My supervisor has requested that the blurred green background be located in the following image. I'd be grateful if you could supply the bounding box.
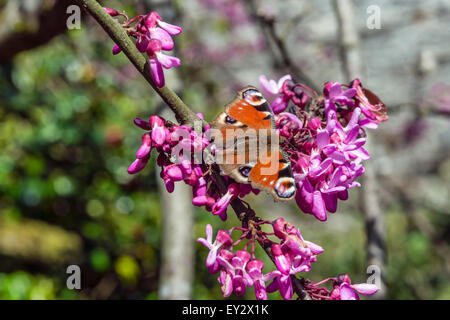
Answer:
[0,0,449,299]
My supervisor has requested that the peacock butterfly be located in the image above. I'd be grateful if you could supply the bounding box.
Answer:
[211,86,296,201]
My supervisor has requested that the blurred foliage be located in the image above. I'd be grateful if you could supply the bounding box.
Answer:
[0,0,448,300]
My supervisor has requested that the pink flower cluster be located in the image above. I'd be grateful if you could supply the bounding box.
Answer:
[105,8,182,88]
[260,75,388,221]
[304,273,379,300]
[197,218,324,300]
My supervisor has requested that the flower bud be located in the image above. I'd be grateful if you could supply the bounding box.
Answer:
[103,7,120,16]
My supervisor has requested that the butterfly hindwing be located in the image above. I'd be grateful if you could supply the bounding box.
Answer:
[248,149,296,200]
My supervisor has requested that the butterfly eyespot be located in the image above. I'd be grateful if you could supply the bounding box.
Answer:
[225,115,237,124]
[239,166,252,177]
[275,178,296,199]
[242,88,260,99]
[242,89,266,106]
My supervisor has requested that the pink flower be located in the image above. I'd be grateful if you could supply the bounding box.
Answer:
[266,273,293,300]
[127,76,388,300]
[149,115,167,147]
[317,110,370,165]
[127,154,150,174]
[112,44,121,55]
[323,82,356,108]
[246,260,280,300]
[143,12,182,36]
[110,10,182,88]
[197,224,233,273]
[136,133,152,159]
[330,274,379,300]
[218,267,234,297]
[211,183,239,221]
[259,74,292,114]
[192,195,215,208]
[272,218,323,273]
[271,244,291,275]
[146,39,181,88]
[133,118,151,130]
[259,74,292,96]
[103,7,120,17]
[351,78,388,123]
[230,250,253,296]
[164,164,185,181]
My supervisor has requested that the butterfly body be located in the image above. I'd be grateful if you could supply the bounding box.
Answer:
[211,86,296,202]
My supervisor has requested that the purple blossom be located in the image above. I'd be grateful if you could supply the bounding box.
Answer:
[351,78,388,123]
[323,81,356,111]
[317,110,370,165]
[197,224,233,273]
[303,273,379,300]
[127,154,150,174]
[246,260,280,300]
[259,74,292,96]
[211,183,239,221]
[103,7,121,17]
[272,218,323,274]
[259,74,292,114]
[330,274,379,300]
[146,39,181,88]
[109,10,182,88]
[227,250,253,296]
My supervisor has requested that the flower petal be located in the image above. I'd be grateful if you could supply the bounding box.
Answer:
[149,58,165,88]
[136,36,149,52]
[149,27,174,50]
[206,224,213,243]
[316,130,330,148]
[271,96,289,114]
[322,193,338,212]
[259,75,279,95]
[112,44,121,55]
[351,283,379,295]
[304,240,324,254]
[156,52,181,69]
[340,283,359,300]
[312,191,327,221]
[277,74,292,88]
[157,20,182,35]
[278,275,293,300]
